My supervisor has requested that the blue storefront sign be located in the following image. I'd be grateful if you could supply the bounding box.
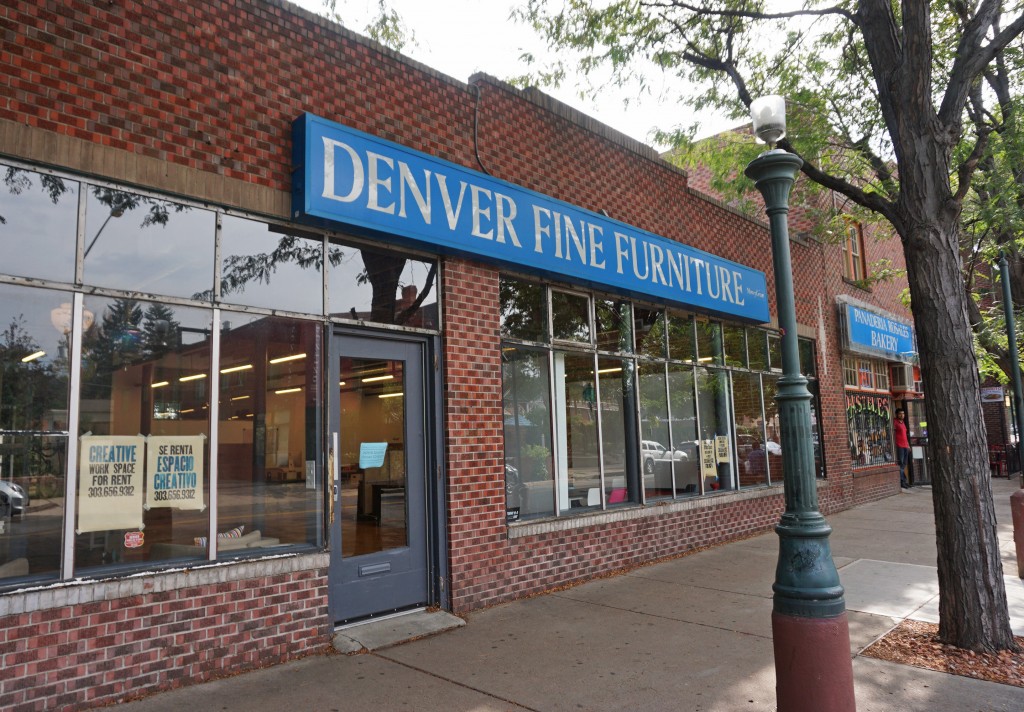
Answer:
[292,113,769,323]
[842,301,916,362]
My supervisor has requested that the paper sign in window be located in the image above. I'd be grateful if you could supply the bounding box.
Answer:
[146,435,206,510]
[715,436,730,463]
[78,435,145,533]
[359,442,388,469]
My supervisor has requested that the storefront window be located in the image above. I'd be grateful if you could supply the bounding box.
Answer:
[75,297,213,571]
[217,314,322,554]
[799,338,817,377]
[733,372,766,487]
[696,320,723,366]
[552,291,591,343]
[555,352,599,512]
[595,300,631,353]
[634,307,665,358]
[723,324,746,368]
[498,278,826,518]
[83,188,216,300]
[666,363,700,495]
[218,217,324,314]
[597,356,636,506]
[500,277,547,343]
[0,285,72,584]
[762,375,785,483]
[328,239,438,328]
[0,164,78,283]
[667,311,695,362]
[638,362,671,499]
[748,329,768,371]
[846,392,893,468]
[696,368,733,491]
[502,348,554,521]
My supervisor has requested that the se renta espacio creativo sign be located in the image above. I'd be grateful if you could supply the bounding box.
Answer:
[292,113,770,323]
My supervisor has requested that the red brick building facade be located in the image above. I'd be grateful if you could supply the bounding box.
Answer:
[0,1,915,709]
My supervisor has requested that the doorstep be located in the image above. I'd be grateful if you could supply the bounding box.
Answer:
[332,609,465,654]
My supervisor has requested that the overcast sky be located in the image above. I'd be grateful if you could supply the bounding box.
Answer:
[290,0,732,149]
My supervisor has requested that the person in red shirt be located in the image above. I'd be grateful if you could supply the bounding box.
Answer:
[893,409,911,488]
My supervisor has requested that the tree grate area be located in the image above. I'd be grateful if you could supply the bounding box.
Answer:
[863,620,1024,688]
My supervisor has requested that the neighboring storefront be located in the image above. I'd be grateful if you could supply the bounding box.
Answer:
[836,296,923,478]
[0,2,912,709]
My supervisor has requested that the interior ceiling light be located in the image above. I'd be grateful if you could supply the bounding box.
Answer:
[220,364,253,374]
[362,374,394,383]
[378,392,403,399]
[151,381,170,389]
[231,395,250,401]
[274,387,302,395]
[269,353,306,364]
[20,350,45,363]
[179,373,207,382]
[596,367,622,374]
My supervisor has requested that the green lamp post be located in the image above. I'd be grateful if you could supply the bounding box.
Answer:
[744,95,856,711]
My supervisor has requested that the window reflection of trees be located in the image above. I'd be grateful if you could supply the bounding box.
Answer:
[1,167,71,225]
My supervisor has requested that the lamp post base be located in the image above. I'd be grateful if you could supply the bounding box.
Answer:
[773,610,856,712]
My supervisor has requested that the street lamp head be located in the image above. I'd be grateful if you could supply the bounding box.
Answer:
[750,95,786,146]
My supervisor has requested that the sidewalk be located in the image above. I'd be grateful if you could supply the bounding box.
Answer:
[112,478,1024,712]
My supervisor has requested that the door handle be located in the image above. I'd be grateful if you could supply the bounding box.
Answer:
[328,431,339,522]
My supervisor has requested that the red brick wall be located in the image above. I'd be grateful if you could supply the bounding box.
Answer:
[0,559,330,711]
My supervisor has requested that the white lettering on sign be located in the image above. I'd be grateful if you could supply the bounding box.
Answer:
[319,133,756,311]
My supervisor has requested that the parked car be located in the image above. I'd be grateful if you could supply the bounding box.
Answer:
[641,440,688,474]
[0,480,29,515]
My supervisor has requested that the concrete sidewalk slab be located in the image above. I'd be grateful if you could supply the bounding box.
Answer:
[106,653,524,712]
[911,573,1024,636]
[380,593,779,712]
[839,559,940,619]
[853,656,1024,712]
[556,573,776,638]
[628,542,779,598]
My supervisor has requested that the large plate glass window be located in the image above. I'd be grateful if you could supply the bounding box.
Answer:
[0,284,73,585]
[217,314,322,554]
[696,320,723,366]
[696,368,733,491]
[638,362,671,499]
[75,297,213,572]
[597,356,636,505]
[502,347,555,521]
[555,352,599,511]
[328,238,438,328]
[634,307,666,358]
[217,217,325,314]
[501,277,548,343]
[733,372,767,486]
[0,164,78,283]
[83,188,215,300]
[552,290,591,343]
[666,363,700,495]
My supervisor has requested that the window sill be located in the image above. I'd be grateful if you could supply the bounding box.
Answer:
[842,277,872,292]
[507,484,786,539]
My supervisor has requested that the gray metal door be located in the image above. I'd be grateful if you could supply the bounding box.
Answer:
[328,334,428,623]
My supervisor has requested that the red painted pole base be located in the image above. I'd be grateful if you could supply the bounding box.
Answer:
[773,610,856,712]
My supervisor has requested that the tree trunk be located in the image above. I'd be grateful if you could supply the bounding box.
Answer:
[902,215,1016,651]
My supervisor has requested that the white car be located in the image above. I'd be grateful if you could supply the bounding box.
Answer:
[0,480,29,516]
[641,440,688,474]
